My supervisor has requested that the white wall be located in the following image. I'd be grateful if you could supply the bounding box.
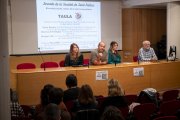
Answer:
[0,0,11,119]
[167,2,180,59]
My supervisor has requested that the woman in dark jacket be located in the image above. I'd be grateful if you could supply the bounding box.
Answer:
[64,43,83,66]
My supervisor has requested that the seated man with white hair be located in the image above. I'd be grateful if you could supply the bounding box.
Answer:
[138,40,158,61]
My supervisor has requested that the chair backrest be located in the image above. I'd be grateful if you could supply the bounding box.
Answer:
[96,96,106,109]
[153,116,178,120]
[40,62,59,68]
[64,100,74,112]
[21,105,31,117]
[162,89,179,102]
[17,63,36,69]
[159,100,180,116]
[75,109,99,120]
[133,56,138,62]
[133,103,157,120]
[125,94,138,105]
[119,106,129,119]
[11,116,31,120]
[83,59,89,65]
[59,60,65,67]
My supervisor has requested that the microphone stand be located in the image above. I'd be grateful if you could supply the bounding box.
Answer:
[88,59,90,68]
[137,56,140,65]
[38,48,46,71]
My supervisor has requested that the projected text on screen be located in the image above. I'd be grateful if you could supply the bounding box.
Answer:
[36,0,101,52]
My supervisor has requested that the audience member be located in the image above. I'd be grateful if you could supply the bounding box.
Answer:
[64,43,84,66]
[100,79,128,114]
[48,87,67,111]
[37,103,61,120]
[35,84,54,118]
[71,84,98,118]
[108,41,121,64]
[10,88,25,117]
[101,106,125,120]
[138,40,158,61]
[90,41,108,65]
[63,74,80,103]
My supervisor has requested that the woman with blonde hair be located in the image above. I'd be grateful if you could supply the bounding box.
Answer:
[100,79,128,114]
[108,78,124,96]
[64,43,84,66]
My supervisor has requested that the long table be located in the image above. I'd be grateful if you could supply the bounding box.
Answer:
[11,60,180,105]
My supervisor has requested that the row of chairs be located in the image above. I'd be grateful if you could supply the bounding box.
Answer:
[16,59,90,69]
[13,100,179,120]
[124,89,179,105]
[64,99,180,120]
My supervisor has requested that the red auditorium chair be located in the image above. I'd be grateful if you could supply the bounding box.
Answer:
[159,100,180,116]
[17,63,36,69]
[125,94,138,105]
[162,89,179,102]
[11,116,31,120]
[40,62,59,68]
[83,59,89,65]
[133,103,157,120]
[64,100,74,112]
[59,60,65,67]
[21,105,31,117]
[133,56,138,62]
[153,116,178,120]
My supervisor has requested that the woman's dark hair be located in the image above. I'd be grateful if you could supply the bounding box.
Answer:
[66,74,77,88]
[101,106,125,120]
[110,41,118,50]
[78,84,95,104]
[49,87,64,105]
[40,84,54,106]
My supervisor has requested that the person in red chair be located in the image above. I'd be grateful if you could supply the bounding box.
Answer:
[90,41,108,65]
[64,43,83,66]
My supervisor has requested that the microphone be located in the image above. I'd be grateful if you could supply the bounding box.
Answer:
[114,60,116,66]
[38,48,46,71]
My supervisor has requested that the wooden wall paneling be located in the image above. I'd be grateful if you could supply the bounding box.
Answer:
[122,8,166,62]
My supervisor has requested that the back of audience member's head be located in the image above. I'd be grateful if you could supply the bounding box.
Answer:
[78,84,95,105]
[44,103,61,120]
[65,74,77,88]
[108,79,124,96]
[41,84,54,106]
[49,87,64,105]
[101,106,125,120]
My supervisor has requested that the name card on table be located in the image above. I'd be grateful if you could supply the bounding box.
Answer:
[96,70,108,80]
[133,67,144,77]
